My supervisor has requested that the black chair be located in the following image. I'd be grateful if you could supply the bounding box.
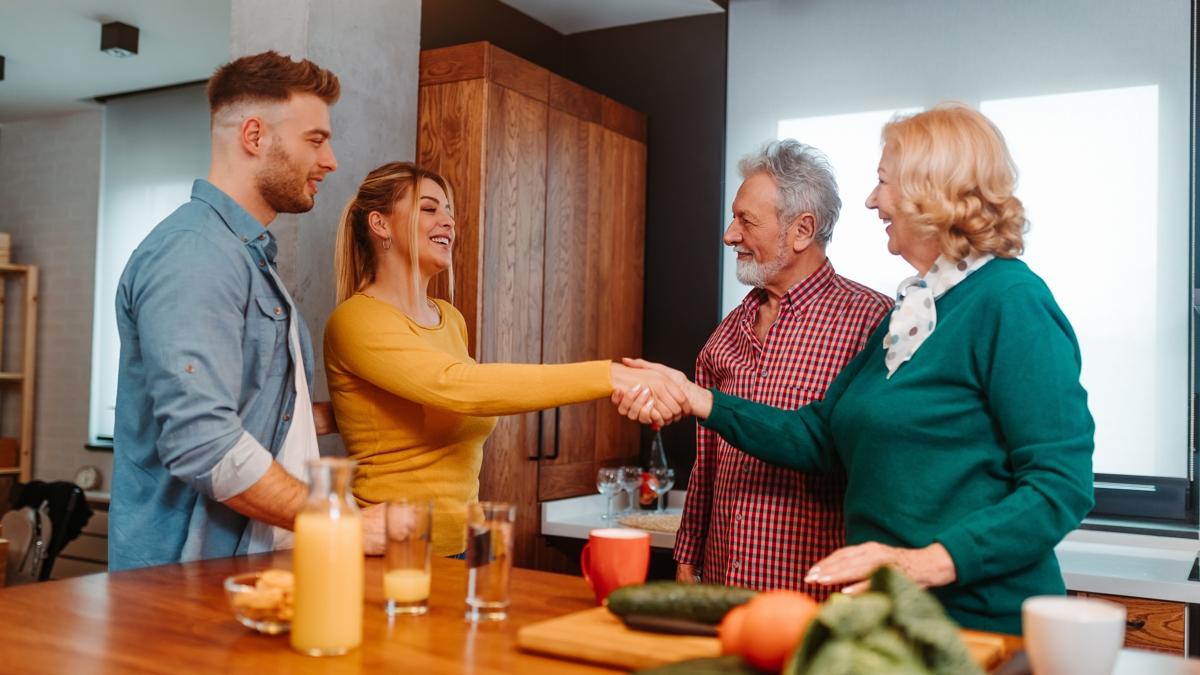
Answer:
[8,480,93,581]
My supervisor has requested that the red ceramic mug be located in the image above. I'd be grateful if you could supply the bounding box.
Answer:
[580,528,650,605]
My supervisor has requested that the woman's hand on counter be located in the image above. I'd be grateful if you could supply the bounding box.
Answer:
[805,542,957,594]
[611,358,713,424]
[361,503,386,555]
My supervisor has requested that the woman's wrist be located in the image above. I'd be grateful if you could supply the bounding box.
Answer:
[693,387,714,420]
[911,543,957,587]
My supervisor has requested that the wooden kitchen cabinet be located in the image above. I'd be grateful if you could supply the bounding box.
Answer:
[1075,591,1185,655]
[416,42,646,570]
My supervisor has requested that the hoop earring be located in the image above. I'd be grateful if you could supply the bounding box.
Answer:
[382,237,392,251]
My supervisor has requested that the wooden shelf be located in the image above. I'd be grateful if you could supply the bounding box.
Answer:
[0,263,38,482]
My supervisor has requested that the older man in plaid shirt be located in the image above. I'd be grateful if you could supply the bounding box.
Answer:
[674,140,890,598]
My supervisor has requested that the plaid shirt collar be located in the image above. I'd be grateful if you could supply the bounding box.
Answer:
[738,258,837,329]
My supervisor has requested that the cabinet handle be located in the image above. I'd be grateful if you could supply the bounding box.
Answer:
[545,408,561,460]
[529,410,543,461]
[1127,618,1147,630]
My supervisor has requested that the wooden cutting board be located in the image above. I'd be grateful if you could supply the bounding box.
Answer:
[517,607,719,670]
[517,607,1012,671]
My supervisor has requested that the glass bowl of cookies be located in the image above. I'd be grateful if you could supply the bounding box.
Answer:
[224,569,294,634]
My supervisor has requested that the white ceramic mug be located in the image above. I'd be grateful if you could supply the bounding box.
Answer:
[1022,596,1126,675]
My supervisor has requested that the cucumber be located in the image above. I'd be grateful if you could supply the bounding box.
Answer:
[635,656,760,675]
[606,582,758,625]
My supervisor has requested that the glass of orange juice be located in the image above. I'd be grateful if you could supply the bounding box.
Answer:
[384,500,433,616]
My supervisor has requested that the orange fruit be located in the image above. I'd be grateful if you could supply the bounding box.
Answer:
[736,591,819,673]
[718,604,749,655]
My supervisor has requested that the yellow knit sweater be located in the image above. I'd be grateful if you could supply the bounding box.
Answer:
[324,294,613,555]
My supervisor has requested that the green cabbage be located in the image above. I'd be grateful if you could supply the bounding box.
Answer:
[785,567,983,675]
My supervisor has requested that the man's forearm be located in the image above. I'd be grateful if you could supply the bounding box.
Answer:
[222,461,309,529]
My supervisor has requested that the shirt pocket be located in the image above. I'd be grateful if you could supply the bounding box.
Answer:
[251,294,291,377]
[781,383,826,409]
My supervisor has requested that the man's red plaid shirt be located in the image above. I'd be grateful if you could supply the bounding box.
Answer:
[674,260,890,598]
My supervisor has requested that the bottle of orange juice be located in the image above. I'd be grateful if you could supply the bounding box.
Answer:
[291,458,363,656]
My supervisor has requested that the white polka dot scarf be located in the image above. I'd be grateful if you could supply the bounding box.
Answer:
[883,251,994,379]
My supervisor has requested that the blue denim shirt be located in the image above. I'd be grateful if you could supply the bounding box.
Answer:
[109,180,314,571]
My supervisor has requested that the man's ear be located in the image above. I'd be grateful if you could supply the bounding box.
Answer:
[791,212,818,253]
[240,116,265,157]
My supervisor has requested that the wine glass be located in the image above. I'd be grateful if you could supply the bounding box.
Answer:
[596,468,621,520]
[618,466,642,515]
[650,467,675,513]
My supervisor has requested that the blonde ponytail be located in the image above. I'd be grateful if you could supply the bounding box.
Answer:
[334,197,370,303]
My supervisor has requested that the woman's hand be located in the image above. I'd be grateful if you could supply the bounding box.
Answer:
[805,542,957,594]
[612,358,713,424]
[610,363,690,426]
[313,401,338,436]
[360,503,386,555]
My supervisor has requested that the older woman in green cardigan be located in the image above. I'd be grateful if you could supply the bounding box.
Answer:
[619,103,1094,635]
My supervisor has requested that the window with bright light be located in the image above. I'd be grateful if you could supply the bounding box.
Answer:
[89,84,210,444]
[725,0,1194,522]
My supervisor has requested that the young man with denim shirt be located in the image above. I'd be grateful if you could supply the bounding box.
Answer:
[110,52,384,571]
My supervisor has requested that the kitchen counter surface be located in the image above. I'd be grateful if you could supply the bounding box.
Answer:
[541,491,686,550]
[543,493,1200,602]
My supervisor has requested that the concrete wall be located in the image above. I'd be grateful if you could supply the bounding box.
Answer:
[232,0,422,454]
[0,109,108,484]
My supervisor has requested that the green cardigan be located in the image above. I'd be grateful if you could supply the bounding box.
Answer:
[701,258,1095,635]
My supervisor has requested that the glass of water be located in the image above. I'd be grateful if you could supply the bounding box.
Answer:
[618,466,642,515]
[596,467,621,520]
[465,501,516,621]
[650,467,675,513]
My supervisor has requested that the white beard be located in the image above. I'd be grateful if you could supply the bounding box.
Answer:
[735,252,788,288]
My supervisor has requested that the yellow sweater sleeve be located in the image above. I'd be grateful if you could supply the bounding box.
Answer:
[325,298,613,416]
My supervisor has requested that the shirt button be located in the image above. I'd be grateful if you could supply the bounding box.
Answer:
[759,368,768,377]
[731,559,741,570]
[734,512,744,522]
[258,259,266,267]
[742,464,751,474]
[283,413,292,421]
[258,234,266,241]
[240,236,248,243]
[274,307,282,316]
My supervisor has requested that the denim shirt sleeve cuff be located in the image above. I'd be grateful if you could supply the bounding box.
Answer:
[204,431,273,501]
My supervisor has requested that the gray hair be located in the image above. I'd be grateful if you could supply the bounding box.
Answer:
[738,139,841,246]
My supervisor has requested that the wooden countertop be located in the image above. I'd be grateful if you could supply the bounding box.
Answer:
[0,551,616,674]
[4,551,1197,674]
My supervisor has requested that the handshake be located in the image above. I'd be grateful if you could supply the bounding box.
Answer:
[608,358,714,427]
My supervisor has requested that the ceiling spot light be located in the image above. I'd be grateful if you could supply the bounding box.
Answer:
[101,22,139,58]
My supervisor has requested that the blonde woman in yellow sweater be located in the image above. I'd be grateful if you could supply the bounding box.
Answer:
[325,162,684,556]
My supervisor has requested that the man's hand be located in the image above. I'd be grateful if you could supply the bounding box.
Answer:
[676,563,701,584]
[361,502,386,555]
[804,542,957,594]
[313,401,338,436]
